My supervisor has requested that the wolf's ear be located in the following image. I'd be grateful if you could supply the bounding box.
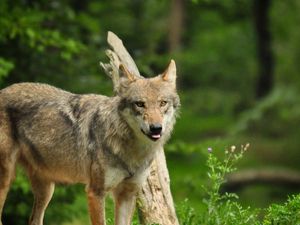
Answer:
[161,60,176,88]
[119,64,136,82]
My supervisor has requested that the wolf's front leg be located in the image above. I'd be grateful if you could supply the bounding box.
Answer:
[87,188,106,225]
[113,182,138,225]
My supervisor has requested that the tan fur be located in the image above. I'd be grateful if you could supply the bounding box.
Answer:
[0,61,179,225]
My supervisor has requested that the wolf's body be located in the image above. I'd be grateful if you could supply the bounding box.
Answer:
[0,61,179,225]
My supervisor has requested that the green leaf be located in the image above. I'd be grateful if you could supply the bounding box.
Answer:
[0,57,14,80]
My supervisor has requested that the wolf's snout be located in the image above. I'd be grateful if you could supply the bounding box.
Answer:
[148,123,162,141]
[149,123,162,134]
[140,123,162,141]
[148,124,162,141]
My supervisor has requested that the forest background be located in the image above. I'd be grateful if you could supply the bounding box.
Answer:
[1,0,300,224]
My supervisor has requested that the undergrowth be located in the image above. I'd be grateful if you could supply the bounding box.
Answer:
[177,144,300,225]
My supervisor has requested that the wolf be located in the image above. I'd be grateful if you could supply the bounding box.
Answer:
[0,60,180,225]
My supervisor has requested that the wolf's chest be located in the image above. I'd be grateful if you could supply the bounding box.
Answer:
[104,166,129,190]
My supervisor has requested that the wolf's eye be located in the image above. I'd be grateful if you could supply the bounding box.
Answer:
[160,101,168,107]
[135,101,145,108]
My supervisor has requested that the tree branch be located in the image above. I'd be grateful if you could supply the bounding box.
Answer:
[223,169,300,192]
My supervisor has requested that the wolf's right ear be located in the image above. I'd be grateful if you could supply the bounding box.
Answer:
[161,59,177,89]
[119,64,136,82]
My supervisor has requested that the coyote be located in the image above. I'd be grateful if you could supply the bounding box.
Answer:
[0,60,180,225]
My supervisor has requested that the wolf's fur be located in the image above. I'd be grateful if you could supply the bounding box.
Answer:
[0,60,179,225]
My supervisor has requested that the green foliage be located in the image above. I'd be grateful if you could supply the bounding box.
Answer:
[0,58,14,83]
[0,0,84,73]
[177,144,258,225]
[179,0,255,103]
[271,0,300,88]
[232,86,300,137]
[177,144,300,225]
[198,144,259,225]
[263,194,300,225]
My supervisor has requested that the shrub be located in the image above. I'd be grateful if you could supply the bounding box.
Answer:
[178,143,300,225]
[263,194,300,225]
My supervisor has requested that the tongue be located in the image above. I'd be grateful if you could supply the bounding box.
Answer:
[151,134,161,139]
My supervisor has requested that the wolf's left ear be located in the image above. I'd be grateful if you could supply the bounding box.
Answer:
[119,64,136,82]
[161,59,176,89]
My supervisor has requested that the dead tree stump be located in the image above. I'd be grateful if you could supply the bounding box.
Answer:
[101,32,179,225]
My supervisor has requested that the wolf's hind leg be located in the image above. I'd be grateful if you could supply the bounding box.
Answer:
[0,153,17,225]
[28,174,54,225]
[0,136,18,225]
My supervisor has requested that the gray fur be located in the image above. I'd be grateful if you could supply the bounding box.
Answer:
[0,61,179,225]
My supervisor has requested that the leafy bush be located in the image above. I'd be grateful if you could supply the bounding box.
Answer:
[264,195,300,225]
[177,143,300,225]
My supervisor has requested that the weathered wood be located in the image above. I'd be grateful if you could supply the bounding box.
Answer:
[137,148,179,225]
[100,31,179,225]
[100,49,121,93]
[223,169,300,192]
[105,31,141,77]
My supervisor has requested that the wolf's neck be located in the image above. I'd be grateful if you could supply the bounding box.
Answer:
[101,97,131,143]
[97,97,160,171]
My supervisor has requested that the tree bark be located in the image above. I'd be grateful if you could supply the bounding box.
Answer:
[168,0,185,52]
[253,0,274,98]
[137,148,179,225]
[222,169,300,192]
[100,32,179,225]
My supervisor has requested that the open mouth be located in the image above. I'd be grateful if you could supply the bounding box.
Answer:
[141,129,161,141]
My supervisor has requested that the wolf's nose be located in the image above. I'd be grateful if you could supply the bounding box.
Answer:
[149,124,162,134]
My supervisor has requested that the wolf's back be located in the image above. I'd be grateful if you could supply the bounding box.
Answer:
[0,83,97,182]
[0,82,72,105]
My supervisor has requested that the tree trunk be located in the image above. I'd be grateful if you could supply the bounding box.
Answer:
[253,0,274,98]
[222,169,300,192]
[100,32,179,225]
[168,0,185,52]
[137,148,179,225]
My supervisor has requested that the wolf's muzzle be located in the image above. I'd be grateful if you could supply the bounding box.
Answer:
[148,123,162,141]
[141,123,162,141]
[150,123,162,134]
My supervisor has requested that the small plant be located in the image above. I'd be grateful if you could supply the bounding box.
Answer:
[178,143,259,225]
[177,143,300,225]
[177,198,197,225]
[198,143,259,225]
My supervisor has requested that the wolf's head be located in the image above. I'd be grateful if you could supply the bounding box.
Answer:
[117,60,180,143]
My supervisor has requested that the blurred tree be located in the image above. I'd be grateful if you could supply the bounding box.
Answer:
[253,0,274,98]
[168,0,185,52]
[179,0,256,113]
[271,0,300,88]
